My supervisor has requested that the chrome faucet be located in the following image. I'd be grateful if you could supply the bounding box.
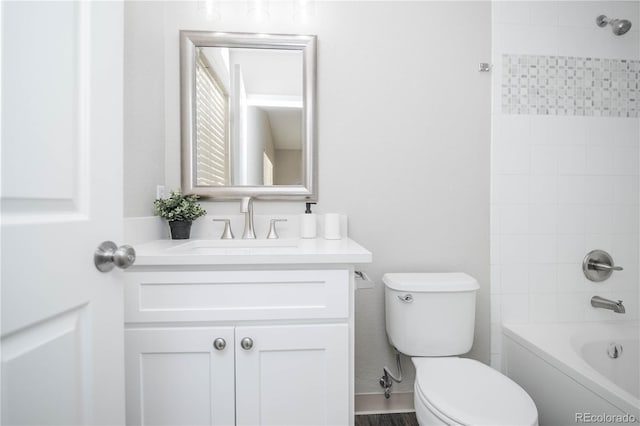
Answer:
[240,197,256,239]
[591,296,625,314]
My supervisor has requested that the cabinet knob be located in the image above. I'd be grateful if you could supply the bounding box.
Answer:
[213,338,226,351]
[240,337,254,350]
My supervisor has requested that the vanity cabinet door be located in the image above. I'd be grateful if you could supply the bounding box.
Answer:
[125,327,235,426]
[235,324,349,426]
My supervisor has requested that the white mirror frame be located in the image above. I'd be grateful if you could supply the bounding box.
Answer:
[180,30,317,200]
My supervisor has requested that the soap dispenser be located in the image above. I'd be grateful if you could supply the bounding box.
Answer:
[300,202,317,239]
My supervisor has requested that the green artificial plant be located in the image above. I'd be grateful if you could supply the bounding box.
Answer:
[153,191,207,222]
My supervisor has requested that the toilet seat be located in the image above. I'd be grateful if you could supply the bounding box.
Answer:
[412,357,538,426]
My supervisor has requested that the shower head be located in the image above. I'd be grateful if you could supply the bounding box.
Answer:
[596,14,632,35]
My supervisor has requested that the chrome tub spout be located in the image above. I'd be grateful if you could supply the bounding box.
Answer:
[591,296,625,314]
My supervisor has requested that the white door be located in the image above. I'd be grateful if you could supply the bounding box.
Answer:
[125,327,236,426]
[235,324,350,426]
[1,1,125,424]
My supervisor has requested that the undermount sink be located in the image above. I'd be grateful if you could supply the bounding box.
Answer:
[169,239,300,253]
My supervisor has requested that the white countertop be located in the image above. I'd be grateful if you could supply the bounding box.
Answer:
[131,237,372,266]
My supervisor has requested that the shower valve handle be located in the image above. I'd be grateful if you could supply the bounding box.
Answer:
[588,261,623,272]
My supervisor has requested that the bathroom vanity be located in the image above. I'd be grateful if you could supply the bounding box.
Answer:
[123,238,371,425]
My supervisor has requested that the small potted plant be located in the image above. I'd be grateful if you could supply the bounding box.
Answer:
[153,191,207,239]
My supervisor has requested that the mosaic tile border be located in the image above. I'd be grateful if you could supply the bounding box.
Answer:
[502,54,639,118]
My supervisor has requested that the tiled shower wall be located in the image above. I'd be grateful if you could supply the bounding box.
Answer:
[491,1,640,369]
[502,54,639,117]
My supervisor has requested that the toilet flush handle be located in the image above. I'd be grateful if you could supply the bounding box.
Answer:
[398,294,413,303]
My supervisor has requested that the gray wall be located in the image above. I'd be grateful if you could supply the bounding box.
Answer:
[124,1,491,395]
[124,2,165,216]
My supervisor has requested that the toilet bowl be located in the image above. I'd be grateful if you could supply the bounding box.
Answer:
[413,357,537,426]
[383,273,538,426]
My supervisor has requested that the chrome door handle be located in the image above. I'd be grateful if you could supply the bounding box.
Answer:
[240,337,254,350]
[94,241,136,272]
[213,338,227,351]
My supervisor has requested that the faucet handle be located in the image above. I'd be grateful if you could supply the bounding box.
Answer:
[267,219,287,239]
[213,219,234,239]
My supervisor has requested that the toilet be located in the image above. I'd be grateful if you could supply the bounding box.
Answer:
[383,272,538,426]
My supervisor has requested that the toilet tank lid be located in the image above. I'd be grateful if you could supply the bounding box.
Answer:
[382,273,479,292]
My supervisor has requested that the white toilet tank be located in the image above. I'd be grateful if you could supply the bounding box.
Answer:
[383,273,480,357]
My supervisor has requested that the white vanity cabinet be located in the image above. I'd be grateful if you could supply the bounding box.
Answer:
[123,267,355,426]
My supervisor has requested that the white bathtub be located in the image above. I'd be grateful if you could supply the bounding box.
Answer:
[502,322,639,426]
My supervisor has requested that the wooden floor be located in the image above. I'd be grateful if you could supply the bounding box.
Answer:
[355,412,419,426]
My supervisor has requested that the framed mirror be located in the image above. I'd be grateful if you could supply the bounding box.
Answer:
[180,31,317,200]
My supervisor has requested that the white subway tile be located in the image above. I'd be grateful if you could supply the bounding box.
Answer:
[531,145,559,175]
[529,1,559,26]
[499,204,530,234]
[491,322,504,346]
[530,293,558,323]
[493,143,531,174]
[491,264,502,294]
[586,146,615,175]
[584,176,615,204]
[501,294,530,323]
[611,171,640,205]
[493,175,530,204]
[585,118,618,147]
[585,233,614,253]
[496,25,559,56]
[558,234,587,263]
[491,236,501,266]
[558,145,587,175]
[557,264,586,292]
[529,116,560,145]
[558,175,587,204]
[493,1,530,25]
[612,204,639,234]
[558,205,587,235]
[500,235,531,264]
[529,263,558,293]
[491,295,502,323]
[490,204,500,234]
[552,117,589,145]
[557,1,615,29]
[529,235,558,263]
[556,293,586,322]
[584,279,614,294]
[613,143,640,175]
[501,264,530,294]
[499,114,532,146]
[557,28,608,58]
[529,204,558,235]
[584,205,614,234]
[530,175,559,204]
[609,29,640,60]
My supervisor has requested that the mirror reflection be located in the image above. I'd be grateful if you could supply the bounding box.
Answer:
[195,47,303,187]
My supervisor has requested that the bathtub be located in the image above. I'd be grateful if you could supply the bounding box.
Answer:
[502,322,639,426]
